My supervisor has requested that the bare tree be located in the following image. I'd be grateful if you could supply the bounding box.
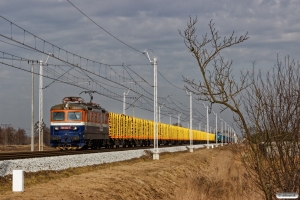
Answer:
[15,128,27,145]
[179,17,249,122]
[0,127,3,145]
[6,126,16,146]
[179,17,250,141]
[179,17,300,199]
[179,18,300,199]
[43,126,50,146]
[243,56,300,198]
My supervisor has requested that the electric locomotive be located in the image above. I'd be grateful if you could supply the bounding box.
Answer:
[217,131,230,143]
[50,96,110,150]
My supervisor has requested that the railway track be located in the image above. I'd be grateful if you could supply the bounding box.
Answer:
[0,145,184,161]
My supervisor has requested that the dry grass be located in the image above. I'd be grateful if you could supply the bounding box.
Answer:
[173,146,263,200]
[0,145,264,200]
[0,149,186,194]
[0,144,55,152]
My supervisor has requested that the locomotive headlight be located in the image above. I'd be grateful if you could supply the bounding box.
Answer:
[54,127,59,130]
[73,126,78,130]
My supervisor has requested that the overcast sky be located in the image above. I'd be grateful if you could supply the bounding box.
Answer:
[0,0,299,136]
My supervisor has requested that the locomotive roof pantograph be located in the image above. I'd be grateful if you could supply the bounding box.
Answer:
[50,96,107,113]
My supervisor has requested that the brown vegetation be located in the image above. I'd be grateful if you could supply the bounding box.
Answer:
[0,123,50,148]
[180,17,300,199]
[0,145,262,200]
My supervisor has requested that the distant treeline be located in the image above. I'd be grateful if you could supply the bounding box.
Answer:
[0,123,50,146]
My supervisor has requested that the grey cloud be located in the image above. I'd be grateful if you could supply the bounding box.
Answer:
[0,0,300,132]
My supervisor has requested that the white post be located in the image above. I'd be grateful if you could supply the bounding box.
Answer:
[169,113,171,125]
[159,100,166,123]
[219,117,223,146]
[224,122,227,144]
[13,170,24,192]
[203,103,209,149]
[178,113,181,126]
[38,53,52,152]
[31,62,34,152]
[123,90,129,115]
[234,131,237,143]
[227,125,229,144]
[153,57,158,159]
[189,91,193,152]
[228,126,231,143]
[199,122,201,131]
[144,51,159,160]
[39,60,43,151]
[227,125,230,144]
[230,126,232,144]
[213,111,218,146]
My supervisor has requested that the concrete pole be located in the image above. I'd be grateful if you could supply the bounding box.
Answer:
[178,113,181,126]
[213,111,218,145]
[219,117,223,146]
[143,50,159,159]
[159,103,164,123]
[224,122,227,144]
[31,63,34,151]
[189,92,193,151]
[39,60,43,151]
[123,90,129,115]
[203,103,209,148]
[153,58,158,158]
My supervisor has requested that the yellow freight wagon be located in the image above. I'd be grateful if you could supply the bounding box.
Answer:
[108,112,216,147]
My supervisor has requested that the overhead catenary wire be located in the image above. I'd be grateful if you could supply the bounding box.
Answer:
[67,0,144,54]
[0,15,210,126]
[0,48,195,123]
[157,69,184,90]
[0,17,155,102]
[0,15,187,114]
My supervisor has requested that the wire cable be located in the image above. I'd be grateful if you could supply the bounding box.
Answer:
[158,69,184,90]
[67,0,144,54]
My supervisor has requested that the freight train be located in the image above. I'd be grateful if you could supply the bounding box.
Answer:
[50,96,228,150]
[216,132,230,143]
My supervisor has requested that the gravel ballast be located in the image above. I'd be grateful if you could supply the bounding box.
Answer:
[0,144,210,177]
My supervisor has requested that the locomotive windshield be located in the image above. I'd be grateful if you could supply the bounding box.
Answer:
[52,112,65,121]
[68,112,82,120]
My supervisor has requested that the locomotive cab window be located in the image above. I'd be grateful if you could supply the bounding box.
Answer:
[68,112,82,120]
[52,112,65,121]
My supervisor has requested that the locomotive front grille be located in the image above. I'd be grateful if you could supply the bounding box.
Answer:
[71,136,80,141]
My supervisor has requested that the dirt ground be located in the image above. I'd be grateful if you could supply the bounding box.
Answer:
[0,145,263,200]
[0,145,55,152]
